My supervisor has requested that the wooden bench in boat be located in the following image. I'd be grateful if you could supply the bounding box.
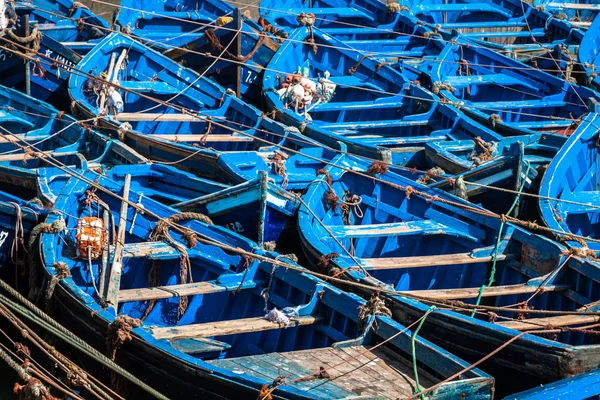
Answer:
[402,283,570,300]
[361,250,517,270]
[497,314,600,331]
[328,219,479,242]
[412,3,512,18]
[118,279,262,302]
[150,134,254,143]
[151,315,323,340]
[114,113,207,122]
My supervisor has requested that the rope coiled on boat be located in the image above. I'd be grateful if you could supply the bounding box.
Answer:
[149,212,212,319]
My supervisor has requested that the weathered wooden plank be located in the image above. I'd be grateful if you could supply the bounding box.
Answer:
[152,315,323,340]
[329,220,447,238]
[118,279,260,302]
[150,134,253,142]
[105,174,131,312]
[119,241,177,259]
[402,283,570,300]
[114,113,206,122]
[362,251,515,270]
[497,314,600,331]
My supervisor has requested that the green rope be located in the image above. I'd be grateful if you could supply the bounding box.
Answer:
[0,280,170,400]
[411,305,436,400]
[470,161,531,318]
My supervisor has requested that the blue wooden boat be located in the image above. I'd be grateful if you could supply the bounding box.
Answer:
[425,132,567,173]
[38,167,494,399]
[0,25,82,110]
[579,14,600,89]
[115,0,280,103]
[69,33,293,181]
[319,12,442,62]
[259,0,397,34]
[174,170,300,247]
[263,27,501,166]
[503,369,600,399]
[297,155,600,383]
[538,112,600,251]
[423,37,600,135]
[401,0,582,49]
[0,84,152,190]
[12,0,109,52]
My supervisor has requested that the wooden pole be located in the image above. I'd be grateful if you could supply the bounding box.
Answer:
[99,209,110,297]
[105,174,131,314]
[98,52,117,112]
[236,8,242,98]
[24,15,30,96]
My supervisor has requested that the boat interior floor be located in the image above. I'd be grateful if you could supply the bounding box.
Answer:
[208,345,436,398]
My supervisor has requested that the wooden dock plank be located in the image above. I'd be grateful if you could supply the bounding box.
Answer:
[151,315,323,340]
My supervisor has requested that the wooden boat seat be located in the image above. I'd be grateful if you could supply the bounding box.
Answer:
[0,110,36,129]
[511,120,576,129]
[401,283,570,300]
[118,279,262,302]
[283,7,375,19]
[117,80,182,95]
[114,113,205,122]
[150,134,254,142]
[412,3,512,18]
[312,99,411,112]
[356,134,448,145]
[466,100,566,110]
[497,314,600,331]
[544,2,600,10]
[137,11,213,21]
[361,250,516,270]
[445,74,538,89]
[151,315,323,340]
[328,219,479,242]
[319,119,428,130]
[460,29,546,39]
[443,21,527,30]
[0,150,54,162]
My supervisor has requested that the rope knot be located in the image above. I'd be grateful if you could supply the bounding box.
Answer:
[366,160,389,176]
[106,316,142,361]
[296,12,315,27]
[405,186,414,200]
[358,291,392,331]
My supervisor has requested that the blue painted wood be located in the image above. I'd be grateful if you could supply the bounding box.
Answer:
[504,369,600,399]
[533,0,599,24]
[174,170,300,245]
[423,37,600,136]
[297,152,600,381]
[259,0,396,34]
[11,0,109,51]
[0,27,82,110]
[114,0,279,103]
[579,14,600,90]
[69,33,308,182]
[262,27,515,167]
[539,112,600,251]
[38,167,493,399]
